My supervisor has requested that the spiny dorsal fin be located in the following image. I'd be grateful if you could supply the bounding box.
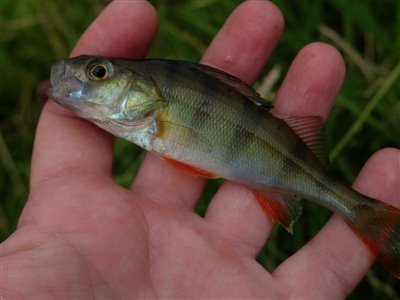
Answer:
[284,116,329,167]
[253,189,302,234]
[193,63,273,111]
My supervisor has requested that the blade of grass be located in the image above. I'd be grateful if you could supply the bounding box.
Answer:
[335,95,391,139]
[162,20,207,55]
[319,25,376,80]
[329,0,391,49]
[42,2,76,46]
[330,62,400,161]
[366,271,398,299]
[0,133,27,198]
[38,5,68,58]
[256,64,281,99]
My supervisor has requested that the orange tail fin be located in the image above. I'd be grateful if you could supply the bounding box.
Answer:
[347,198,400,278]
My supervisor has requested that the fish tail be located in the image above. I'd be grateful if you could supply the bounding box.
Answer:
[347,196,400,278]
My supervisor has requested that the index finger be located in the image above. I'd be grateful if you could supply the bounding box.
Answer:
[30,0,157,189]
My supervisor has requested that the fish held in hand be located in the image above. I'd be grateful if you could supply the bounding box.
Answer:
[47,55,400,278]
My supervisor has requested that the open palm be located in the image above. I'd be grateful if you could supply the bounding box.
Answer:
[2,1,399,299]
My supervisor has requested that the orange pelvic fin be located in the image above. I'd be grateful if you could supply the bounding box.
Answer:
[162,157,218,179]
[253,190,302,234]
[347,200,400,279]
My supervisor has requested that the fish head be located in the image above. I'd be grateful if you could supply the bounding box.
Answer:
[47,55,160,130]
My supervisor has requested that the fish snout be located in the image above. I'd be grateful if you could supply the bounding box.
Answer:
[50,60,66,86]
[47,60,86,104]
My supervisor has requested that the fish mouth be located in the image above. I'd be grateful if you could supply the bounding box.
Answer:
[46,60,86,111]
[46,60,107,122]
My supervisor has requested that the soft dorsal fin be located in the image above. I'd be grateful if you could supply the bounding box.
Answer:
[193,63,273,111]
[284,116,329,166]
[253,189,302,234]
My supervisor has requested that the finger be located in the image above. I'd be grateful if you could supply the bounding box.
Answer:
[274,148,400,298]
[201,0,283,83]
[205,42,346,257]
[132,0,283,210]
[203,0,283,253]
[30,0,157,190]
[273,42,345,119]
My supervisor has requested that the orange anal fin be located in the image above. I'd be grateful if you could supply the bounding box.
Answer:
[254,191,285,225]
[253,190,302,234]
[162,157,218,179]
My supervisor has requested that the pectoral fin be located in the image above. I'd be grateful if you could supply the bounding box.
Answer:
[157,120,213,151]
[253,190,302,234]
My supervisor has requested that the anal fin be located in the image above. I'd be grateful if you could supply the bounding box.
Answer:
[162,157,218,179]
[253,190,302,234]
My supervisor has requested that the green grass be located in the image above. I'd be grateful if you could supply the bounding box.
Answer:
[1,0,399,298]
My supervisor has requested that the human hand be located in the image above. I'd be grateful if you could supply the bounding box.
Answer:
[1,1,399,298]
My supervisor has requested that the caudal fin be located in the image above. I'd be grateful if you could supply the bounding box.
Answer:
[347,198,400,278]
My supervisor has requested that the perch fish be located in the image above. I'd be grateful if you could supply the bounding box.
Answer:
[47,55,400,278]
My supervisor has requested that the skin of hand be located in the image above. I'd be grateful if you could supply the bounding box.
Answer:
[1,1,399,298]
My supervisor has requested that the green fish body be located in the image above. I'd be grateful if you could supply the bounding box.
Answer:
[47,55,400,278]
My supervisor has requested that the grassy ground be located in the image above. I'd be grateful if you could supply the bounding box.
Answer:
[1,0,399,298]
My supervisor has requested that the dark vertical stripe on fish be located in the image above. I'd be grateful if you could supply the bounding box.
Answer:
[315,171,335,196]
[276,138,311,185]
[162,61,180,99]
[188,69,217,130]
[225,100,265,161]
[147,60,181,104]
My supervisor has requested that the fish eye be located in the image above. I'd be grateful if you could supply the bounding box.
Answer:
[88,63,109,81]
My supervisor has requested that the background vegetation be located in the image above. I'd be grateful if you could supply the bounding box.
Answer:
[1,0,399,298]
